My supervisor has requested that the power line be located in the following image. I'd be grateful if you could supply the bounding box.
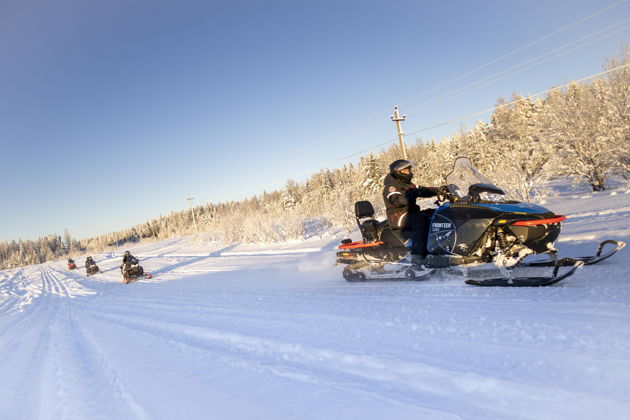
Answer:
[278,18,629,173]
[335,62,630,162]
[194,2,628,203]
[404,20,630,116]
[279,25,630,171]
[301,22,630,167]
[334,138,397,163]
[202,63,630,205]
[398,0,628,107]
[404,63,630,137]
[275,4,630,175]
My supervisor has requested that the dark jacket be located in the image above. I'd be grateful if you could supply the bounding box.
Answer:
[86,257,95,266]
[382,173,437,229]
[122,255,139,266]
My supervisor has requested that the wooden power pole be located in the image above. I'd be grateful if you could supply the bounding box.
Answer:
[186,194,198,235]
[390,105,407,159]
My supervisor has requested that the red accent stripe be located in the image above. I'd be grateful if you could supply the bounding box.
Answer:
[339,241,384,249]
[511,215,566,226]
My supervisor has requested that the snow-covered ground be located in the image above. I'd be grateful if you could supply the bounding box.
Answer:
[1,187,630,420]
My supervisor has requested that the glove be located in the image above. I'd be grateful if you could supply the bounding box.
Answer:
[434,185,453,202]
[438,185,450,195]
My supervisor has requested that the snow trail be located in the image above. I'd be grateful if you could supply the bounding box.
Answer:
[1,188,629,419]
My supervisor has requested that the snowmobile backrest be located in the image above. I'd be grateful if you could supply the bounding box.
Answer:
[355,201,382,242]
[355,201,375,219]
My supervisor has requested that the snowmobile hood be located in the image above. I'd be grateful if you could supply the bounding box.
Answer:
[440,202,551,214]
[474,202,551,214]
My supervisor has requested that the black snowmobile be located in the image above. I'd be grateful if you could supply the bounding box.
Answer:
[336,157,625,287]
[85,261,100,276]
[121,256,153,283]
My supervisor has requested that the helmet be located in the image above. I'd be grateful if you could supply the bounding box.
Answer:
[389,159,414,182]
[124,251,130,257]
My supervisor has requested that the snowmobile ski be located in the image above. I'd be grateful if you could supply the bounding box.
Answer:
[523,240,626,268]
[465,258,584,287]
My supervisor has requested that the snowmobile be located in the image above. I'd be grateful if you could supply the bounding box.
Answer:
[336,157,625,287]
[121,263,153,283]
[67,259,77,270]
[86,263,100,276]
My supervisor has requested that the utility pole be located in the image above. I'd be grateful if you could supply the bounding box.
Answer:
[390,105,407,159]
[186,194,198,235]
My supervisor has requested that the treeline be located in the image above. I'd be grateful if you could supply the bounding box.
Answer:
[1,47,628,270]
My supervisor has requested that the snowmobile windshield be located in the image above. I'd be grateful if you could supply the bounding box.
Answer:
[445,157,509,202]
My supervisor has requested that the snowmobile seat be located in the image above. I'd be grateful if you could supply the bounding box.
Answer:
[379,228,408,247]
[355,201,387,243]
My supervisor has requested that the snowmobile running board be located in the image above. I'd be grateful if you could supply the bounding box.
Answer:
[523,240,626,267]
[465,258,584,287]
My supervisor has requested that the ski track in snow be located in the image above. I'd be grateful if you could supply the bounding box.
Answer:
[0,266,149,420]
[1,189,630,419]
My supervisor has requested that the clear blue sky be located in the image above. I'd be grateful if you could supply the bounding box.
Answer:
[1,0,628,242]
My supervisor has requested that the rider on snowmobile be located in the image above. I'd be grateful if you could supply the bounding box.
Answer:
[85,256,99,275]
[120,250,147,282]
[121,251,138,268]
[383,159,443,259]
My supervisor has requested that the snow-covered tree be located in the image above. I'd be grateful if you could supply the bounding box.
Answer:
[543,83,615,191]
[359,154,383,198]
[281,186,297,210]
[602,43,630,185]
[486,95,555,200]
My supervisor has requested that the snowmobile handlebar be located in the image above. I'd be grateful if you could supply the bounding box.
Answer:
[434,185,456,204]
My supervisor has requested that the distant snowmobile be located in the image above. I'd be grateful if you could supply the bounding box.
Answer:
[121,263,152,283]
[86,264,99,276]
[120,252,153,283]
[67,259,77,270]
[336,157,625,287]
[85,257,100,276]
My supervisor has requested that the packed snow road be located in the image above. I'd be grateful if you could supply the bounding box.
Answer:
[1,190,630,420]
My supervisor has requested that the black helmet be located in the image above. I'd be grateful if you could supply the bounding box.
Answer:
[389,159,414,182]
[124,251,130,257]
